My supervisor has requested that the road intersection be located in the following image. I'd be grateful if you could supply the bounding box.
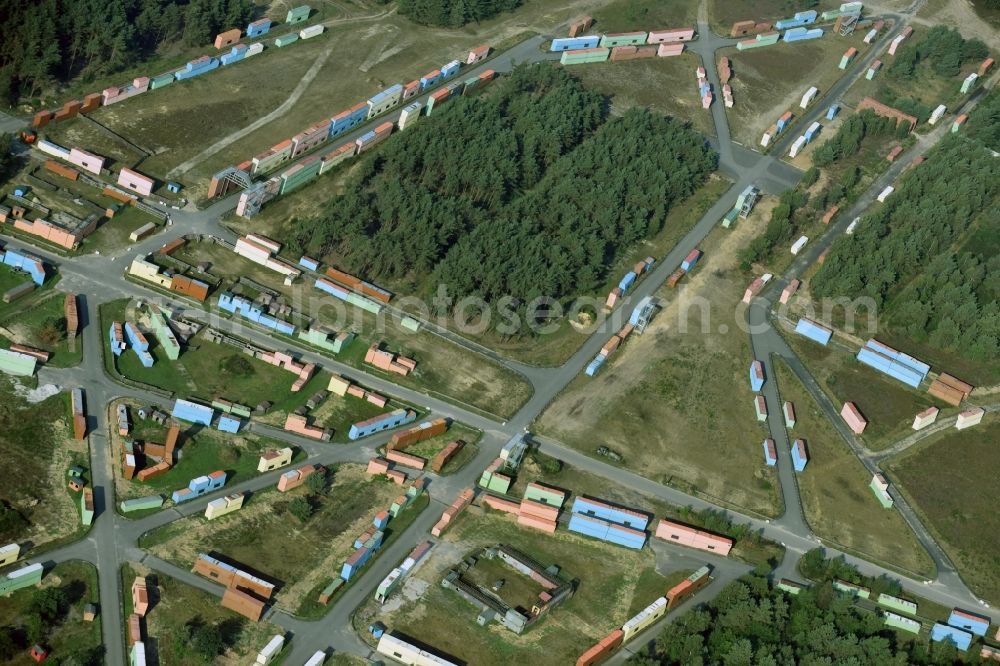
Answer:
[9,2,998,662]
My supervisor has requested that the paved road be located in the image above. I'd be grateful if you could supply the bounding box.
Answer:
[8,4,1000,663]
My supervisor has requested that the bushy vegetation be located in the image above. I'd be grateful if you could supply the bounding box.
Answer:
[811,110,900,167]
[0,0,255,103]
[393,0,522,27]
[811,135,1000,361]
[0,379,71,543]
[1,581,102,665]
[886,26,989,81]
[629,566,974,665]
[965,87,1000,152]
[798,548,903,595]
[292,65,716,329]
[738,188,808,268]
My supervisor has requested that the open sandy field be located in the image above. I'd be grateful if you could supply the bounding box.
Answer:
[772,359,934,577]
[537,210,783,518]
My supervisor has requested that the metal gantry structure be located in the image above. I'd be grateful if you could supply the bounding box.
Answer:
[6,5,996,662]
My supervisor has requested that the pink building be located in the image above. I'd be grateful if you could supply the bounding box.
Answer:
[647,28,695,43]
[743,277,765,304]
[956,407,985,430]
[385,449,426,471]
[657,43,685,57]
[467,44,490,64]
[655,519,733,555]
[841,402,867,434]
[366,457,391,475]
[912,406,939,430]
[117,167,154,196]
[277,464,322,492]
[779,279,800,304]
[67,148,104,175]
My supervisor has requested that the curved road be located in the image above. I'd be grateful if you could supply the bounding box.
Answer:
[5,3,998,662]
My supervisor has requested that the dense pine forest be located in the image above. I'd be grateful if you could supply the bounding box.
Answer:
[965,87,1000,152]
[628,553,978,665]
[289,64,717,324]
[0,0,255,104]
[886,26,989,81]
[393,0,522,27]
[810,132,1000,363]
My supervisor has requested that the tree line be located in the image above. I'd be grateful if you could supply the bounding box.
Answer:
[0,0,255,104]
[389,0,523,27]
[812,110,903,167]
[887,25,989,81]
[0,584,103,665]
[965,87,1000,153]
[811,134,1000,363]
[629,555,976,665]
[290,64,716,330]
[738,106,940,270]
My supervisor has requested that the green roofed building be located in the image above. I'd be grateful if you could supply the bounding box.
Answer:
[479,469,512,494]
[230,403,252,418]
[299,327,354,353]
[0,349,37,376]
[884,611,921,634]
[148,308,182,360]
[286,5,311,23]
[877,593,917,615]
[120,495,165,513]
[833,579,871,599]
[321,577,344,598]
[524,482,567,508]
[777,579,807,595]
[150,73,175,90]
[0,563,43,595]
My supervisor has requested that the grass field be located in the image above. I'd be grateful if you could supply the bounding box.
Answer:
[0,561,102,666]
[120,561,280,666]
[296,493,429,619]
[100,297,314,404]
[536,216,783,518]
[381,421,482,475]
[567,54,714,136]
[0,258,58,321]
[287,384,422,443]
[782,331,953,452]
[590,0,700,32]
[0,262,32,295]
[353,509,692,666]
[140,464,421,614]
[972,0,1000,28]
[887,420,1000,606]
[561,0,711,136]
[722,32,871,148]
[82,207,164,254]
[772,359,935,577]
[708,0,842,35]
[110,398,306,504]
[169,240,534,418]
[0,379,89,551]
[0,290,82,368]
